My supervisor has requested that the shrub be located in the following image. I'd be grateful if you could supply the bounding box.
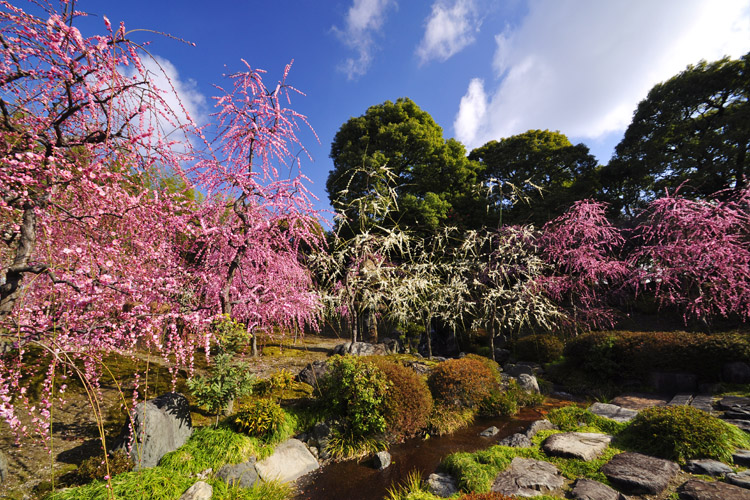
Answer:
[514,334,564,363]
[234,399,286,439]
[319,355,391,438]
[620,405,750,463]
[464,354,503,383]
[254,368,295,396]
[187,353,256,420]
[428,358,497,409]
[364,356,433,441]
[76,451,133,482]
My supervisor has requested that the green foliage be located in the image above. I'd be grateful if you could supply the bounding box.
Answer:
[75,451,133,483]
[158,426,257,475]
[187,353,256,418]
[233,399,287,439]
[386,470,434,500]
[620,405,750,464]
[514,334,564,363]
[469,129,601,226]
[428,358,497,409]
[546,405,627,435]
[212,314,251,354]
[562,330,750,383]
[324,426,387,460]
[364,356,434,441]
[427,404,476,436]
[254,368,295,397]
[320,355,391,438]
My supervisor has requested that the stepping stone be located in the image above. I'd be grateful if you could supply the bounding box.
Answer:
[525,419,557,438]
[491,457,564,497]
[179,481,213,500]
[498,433,532,448]
[725,419,750,432]
[255,438,319,483]
[217,460,259,488]
[691,395,716,413]
[734,450,750,467]
[600,452,679,495]
[667,394,693,406]
[684,459,733,477]
[570,478,627,500]
[588,402,638,423]
[719,396,750,411]
[678,479,750,500]
[542,432,612,461]
[727,470,750,489]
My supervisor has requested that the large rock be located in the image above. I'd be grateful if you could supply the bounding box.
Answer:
[601,452,679,495]
[498,433,532,448]
[297,360,328,387]
[255,438,319,483]
[179,481,213,500]
[588,402,638,423]
[542,432,612,461]
[723,361,750,384]
[217,460,259,488]
[331,342,388,357]
[491,457,564,497]
[372,451,391,470]
[734,450,750,467]
[480,426,500,437]
[726,470,750,489]
[426,472,458,498]
[518,374,540,393]
[525,419,557,438]
[684,459,733,477]
[570,478,627,500]
[113,392,193,469]
[678,479,750,500]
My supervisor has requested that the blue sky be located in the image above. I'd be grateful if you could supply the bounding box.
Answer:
[70,0,750,218]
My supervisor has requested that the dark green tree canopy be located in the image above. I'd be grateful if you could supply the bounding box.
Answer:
[603,52,749,216]
[327,97,483,234]
[469,129,601,226]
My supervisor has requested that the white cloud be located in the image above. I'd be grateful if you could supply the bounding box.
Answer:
[417,0,481,64]
[454,0,750,150]
[333,0,396,79]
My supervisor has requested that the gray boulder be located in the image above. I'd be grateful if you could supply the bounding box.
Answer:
[491,457,564,497]
[734,450,750,467]
[179,481,213,500]
[255,438,319,483]
[297,360,328,387]
[480,426,500,437]
[331,341,389,357]
[426,472,458,498]
[518,374,540,393]
[498,433,532,448]
[372,451,391,470]
[678,479,750,500]
[726,469,750,489]
[601,452,679,495]
[723,361,750,384]
[684,459,733,477]
[113,392,193,469]
[542,432,612,461]
[525,419,557,438]
[588,402,638,423]
[570,478,627,500]
[217,460,259,488]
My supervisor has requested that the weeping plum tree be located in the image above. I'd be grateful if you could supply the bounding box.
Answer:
[630,188,750,325]
[0,0,321,445]
[541,200,628,332]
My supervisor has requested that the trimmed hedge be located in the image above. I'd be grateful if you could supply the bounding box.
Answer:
[428,358,497,409]
[514,334,564,363]
[563,330,750,382]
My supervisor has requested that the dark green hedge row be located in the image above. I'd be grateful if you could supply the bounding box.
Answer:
[564,330,750,381]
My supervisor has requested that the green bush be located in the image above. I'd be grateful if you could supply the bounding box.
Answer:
[620,405,750,464]
[514,334,564,363]
[234,399,286,439]
[364,356,433,441]
[187,352,256,419]
[320,355,391,438]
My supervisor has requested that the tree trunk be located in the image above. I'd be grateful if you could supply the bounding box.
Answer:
[425,316,433,358]
[251,332,258,357]
[489,321,496,362]
[0,205,38,318]
[365,308,378,343]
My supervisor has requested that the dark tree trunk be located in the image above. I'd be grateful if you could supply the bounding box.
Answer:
[0,205,39,318]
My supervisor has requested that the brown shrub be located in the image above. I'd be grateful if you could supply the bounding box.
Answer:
[427,358,497,409]
[364,356,433,441]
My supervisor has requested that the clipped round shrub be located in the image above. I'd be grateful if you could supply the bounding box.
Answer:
[514,334,564,363]
[364,356,434,441]
[233,398,286,439]
[464,353,503,382]
[428,358,497,409]
[622,405,748,463]
[320,355,391,438]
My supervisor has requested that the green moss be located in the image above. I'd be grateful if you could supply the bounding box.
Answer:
[546,405,627,435]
